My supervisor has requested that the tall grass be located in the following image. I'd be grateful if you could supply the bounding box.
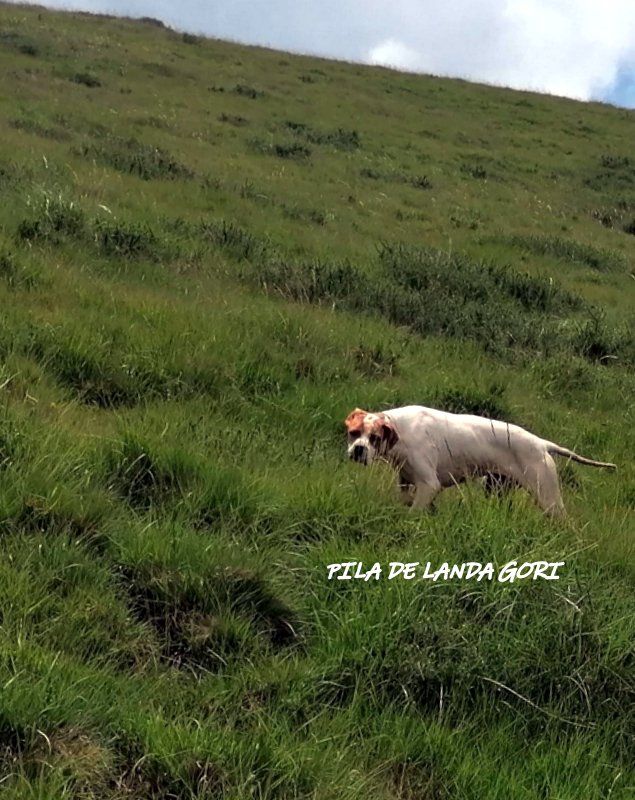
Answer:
[0,4,633,798]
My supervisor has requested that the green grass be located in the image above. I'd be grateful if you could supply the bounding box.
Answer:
[0,3,633,798]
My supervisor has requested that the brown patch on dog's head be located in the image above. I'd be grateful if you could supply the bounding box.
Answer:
[344,408,368,436]
[369,414,399,450]
[345,408,398,454]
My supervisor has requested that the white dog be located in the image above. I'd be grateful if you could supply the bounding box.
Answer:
[345,406,616,516]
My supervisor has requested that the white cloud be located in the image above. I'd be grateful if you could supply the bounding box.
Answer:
[9,0,635,105]
[368,39,422,71]
[364,0,635,101]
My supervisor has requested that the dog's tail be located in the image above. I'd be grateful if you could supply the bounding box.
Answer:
[547,443,616,469]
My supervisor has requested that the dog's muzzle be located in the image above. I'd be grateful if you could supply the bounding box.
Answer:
[349,444,368,464]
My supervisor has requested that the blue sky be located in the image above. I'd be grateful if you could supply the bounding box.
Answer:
[10,0,635,109]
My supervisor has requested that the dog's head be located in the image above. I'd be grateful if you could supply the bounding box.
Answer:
[344,408,399,466]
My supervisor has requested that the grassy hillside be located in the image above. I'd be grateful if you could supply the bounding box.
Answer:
[0,3,633,798]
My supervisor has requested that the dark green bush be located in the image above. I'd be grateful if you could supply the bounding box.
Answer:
[94,219,164,260]
[72,72,101,88]
[285,121,361,150]
[106,435,198,509]
[0,249,39,289]
[122,558,297,670]
[233,84,264,99]
[460,162,488,179]
[10,116,71,141]
[249,137,311,159]
[79,136,194,180]
[508,234,625,272]
[568,313,634,364]
[200,219,268,261]
[251,242,632,364]
[433,384,510,420]
[17,194,85,243]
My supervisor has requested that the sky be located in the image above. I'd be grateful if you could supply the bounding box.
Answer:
[9,0,635,108]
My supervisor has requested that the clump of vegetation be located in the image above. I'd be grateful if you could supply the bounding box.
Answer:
[584,153,635,190]
[218,112,248,126]
[17,193,86,243]
[599,153,630,169]
[72,71,101,88]
[250,242,632,363]
[10,116,71,141]
[622,218,635,235]
[433,384,510,420]
[568,311,634,364]
[0,249,40,289]
[18,42,38,56]
[123,558,297,671]
[508,234,626,272]
[200,218,268,261]
[1,6,634,797]
[249,137,312,160]
[281,203,330,225]
[106,435,198,509]
[360,166,432,189]
[232,83,265,99]
[285,120,361,150]
[93,219,165,260]
[460,162,488,179]
[351,343,399,377]
[78,136,194,180]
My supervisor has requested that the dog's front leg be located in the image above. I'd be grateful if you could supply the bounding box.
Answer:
[411,482,441,510]
[399,481,415,507]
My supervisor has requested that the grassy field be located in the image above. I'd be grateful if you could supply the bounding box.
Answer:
[0,3,633,797]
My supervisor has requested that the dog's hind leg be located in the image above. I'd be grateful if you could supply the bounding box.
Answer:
[520,455,566,517]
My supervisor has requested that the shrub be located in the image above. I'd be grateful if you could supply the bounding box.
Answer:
[460,162,488,179]
[122,557,298,671]
[249,137,311,159]
[250,242,633,363]
[9,116,71,141]
[584,154,635,190]
[94,219,164,260]
[567,312,634,364]
[79,136,194,180]
[360,167,431,189]
[200,219,268,261]
[351,343,399,377]
[433,384,510,420]
[218,112,248,126]
[284,120,361,150]
[18,42,38,56]
[233,84,264,99]
[17,193,86,243]
[0,249,40,289]
[72,72,101,88]
[409,174,432,189]
[106,435,198,509]
[507,234,625,272]
[599,154,630,169]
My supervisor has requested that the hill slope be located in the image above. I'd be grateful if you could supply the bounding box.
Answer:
[0,4,633,798]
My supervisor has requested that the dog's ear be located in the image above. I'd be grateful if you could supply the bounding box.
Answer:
[345,408,367,432]
[378,416,399,449]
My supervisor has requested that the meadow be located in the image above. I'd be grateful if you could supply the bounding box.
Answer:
[0,3,633,797]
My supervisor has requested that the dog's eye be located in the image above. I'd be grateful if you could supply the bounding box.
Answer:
[348,430,361,440]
